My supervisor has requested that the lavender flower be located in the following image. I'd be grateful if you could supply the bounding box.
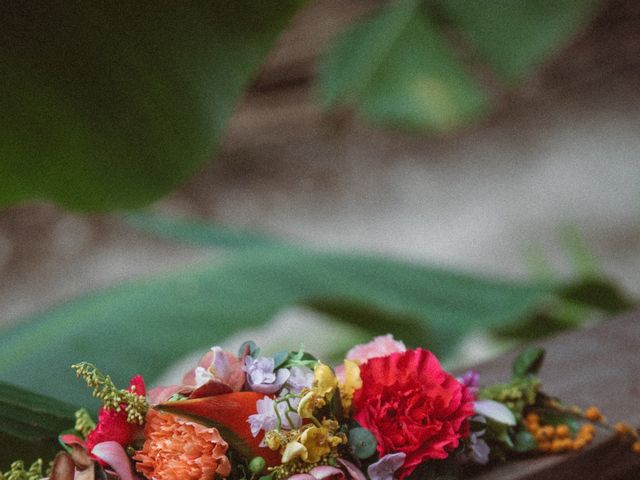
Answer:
[243,356,290,394]
[247,396,301,439]
[286,366,314,394]
[367,453,406,480]
[457,370,480,397]
[469,432,491,465]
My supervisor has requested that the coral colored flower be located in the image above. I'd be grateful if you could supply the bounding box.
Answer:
[86,375,146,452]
[345,334,406,364]
[134,409,231,480]
[352,349,474,479]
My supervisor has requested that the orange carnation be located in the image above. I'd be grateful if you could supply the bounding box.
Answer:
[134,409,231,480]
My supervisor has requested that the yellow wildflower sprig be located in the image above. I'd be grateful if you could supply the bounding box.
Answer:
[0,459,43,480]
[72,362,148,424]
[74,407,96,437]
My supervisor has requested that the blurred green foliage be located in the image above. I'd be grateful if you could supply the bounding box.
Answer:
[319,0,600,130]
[0,1,601,210]
[0,381,76,469]
[0,1,306,211]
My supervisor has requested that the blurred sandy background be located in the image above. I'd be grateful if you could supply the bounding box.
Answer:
[0,0,638,337]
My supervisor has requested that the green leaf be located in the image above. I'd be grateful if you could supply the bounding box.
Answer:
[0,248,552,404]
[348,427,377,459]
[512,347,545,378]
[319,0,487,131]
[559,279,635,313]
[512,430,537,453]
[0,2,304,211]
[435,0,601,82]
[123,212,282,250]
[0,382,76,469]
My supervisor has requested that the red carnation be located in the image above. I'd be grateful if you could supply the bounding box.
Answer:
[352,349,474,479]
[86,375,146,452]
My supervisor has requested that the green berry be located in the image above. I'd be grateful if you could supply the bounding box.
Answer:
[249,457,267,474]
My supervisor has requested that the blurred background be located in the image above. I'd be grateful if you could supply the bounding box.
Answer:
[0,0,638,406]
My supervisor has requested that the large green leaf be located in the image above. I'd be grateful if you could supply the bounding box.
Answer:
[0,382,76,469]
[320,0,600,129]
[434,0,601,82]
[0,247,552,405]
[0,2,303,211]
[318,0,487,131]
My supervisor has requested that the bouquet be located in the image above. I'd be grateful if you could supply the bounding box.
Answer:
[5,335,639,480]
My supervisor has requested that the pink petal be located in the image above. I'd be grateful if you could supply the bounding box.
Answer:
[309,466,345,479]
[288,475,316,480]
[147,385,186,405]
[346,334,406,364]
[60,433,87,449]
[337,459,367,480]
[189,380,233,399]
[91,441,136,480]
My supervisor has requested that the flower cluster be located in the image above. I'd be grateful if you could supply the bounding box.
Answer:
[30,336,638,480]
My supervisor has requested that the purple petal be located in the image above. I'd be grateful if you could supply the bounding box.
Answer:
[367,453,406,480]
[474,400,516,426]
[470,436,491,465]
[309,466,345,479]
[337,459,367,480]
[90,441,136,480]
[249,368,290,394]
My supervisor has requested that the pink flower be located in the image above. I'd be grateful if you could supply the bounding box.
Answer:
[86,375,146,452]
[353,349,474,479]
[148,347,244,404]
[346,334,406,364]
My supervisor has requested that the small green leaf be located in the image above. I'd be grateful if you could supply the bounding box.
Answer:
[512,347,545,378]
[485,419,514,449]
[512,430,537,453]
[272,351,289,369]
[349,427,377,459]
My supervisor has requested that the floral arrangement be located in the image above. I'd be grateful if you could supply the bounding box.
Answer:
[5,335,639,480]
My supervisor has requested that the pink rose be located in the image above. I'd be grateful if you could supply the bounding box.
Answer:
[346,334,406,364]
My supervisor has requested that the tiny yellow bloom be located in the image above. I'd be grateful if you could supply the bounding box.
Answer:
[297,391,317,419]
[313,363,338,398]
[300,426,332,463]
[281,441,308,463]
[339,360,362,412]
